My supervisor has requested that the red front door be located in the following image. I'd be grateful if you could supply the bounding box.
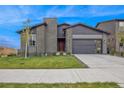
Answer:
[58,39,65,52]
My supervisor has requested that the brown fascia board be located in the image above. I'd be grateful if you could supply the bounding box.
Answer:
[57,23,70,27]
[64,23,110,35]
[17,23,46,34]
[96,19,124,27]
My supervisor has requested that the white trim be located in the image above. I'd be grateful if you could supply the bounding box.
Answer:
[72,35,102,39]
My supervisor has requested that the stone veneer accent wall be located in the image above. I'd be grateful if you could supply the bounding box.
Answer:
[102,34,108,54]
[65,29,72,53]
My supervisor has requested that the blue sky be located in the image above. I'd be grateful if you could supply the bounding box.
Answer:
[1,5,124,49]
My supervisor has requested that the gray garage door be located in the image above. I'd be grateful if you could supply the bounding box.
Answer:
[72,39,98,54]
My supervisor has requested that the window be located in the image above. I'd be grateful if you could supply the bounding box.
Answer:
[120,43,123,47]
[119,22,124,32]
[29,40,36,46]
[29,34,36,46]
[63,30,66,36]
[119,22,124,27]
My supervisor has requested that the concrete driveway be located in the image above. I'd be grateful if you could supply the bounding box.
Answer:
[75,54,124,87]
[0,54,124,87]
[75,54,124,68]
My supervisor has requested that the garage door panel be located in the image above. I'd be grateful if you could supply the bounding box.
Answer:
[73,40,96,45]
[72,39,98,54]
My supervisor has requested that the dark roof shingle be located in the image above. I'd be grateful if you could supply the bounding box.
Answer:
[64,23,110,34]
[96,19,124,27]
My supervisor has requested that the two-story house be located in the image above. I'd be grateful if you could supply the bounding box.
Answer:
[96,19,124,53]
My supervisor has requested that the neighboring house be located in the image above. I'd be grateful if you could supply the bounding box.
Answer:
[96,19,124,53]
[0,46,17,56]
[18,18,109,56]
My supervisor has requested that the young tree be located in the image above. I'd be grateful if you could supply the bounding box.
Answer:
[23,19,31,58]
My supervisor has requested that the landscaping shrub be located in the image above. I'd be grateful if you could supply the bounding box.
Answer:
[110,48,116,55]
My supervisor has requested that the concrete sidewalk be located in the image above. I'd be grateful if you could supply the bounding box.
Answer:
[0,69,122,83]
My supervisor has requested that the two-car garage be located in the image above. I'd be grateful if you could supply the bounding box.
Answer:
[72,39,102,54]
[65,24,108,54]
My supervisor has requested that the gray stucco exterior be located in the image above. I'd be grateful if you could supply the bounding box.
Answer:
[57,24,70,38]
[20,18,57,56]
[21,25,46,56]
[36,25,45,55]
[28,28,37,56]
[96,19,124,52]
[44,18,57,54]
[65,28,72,53]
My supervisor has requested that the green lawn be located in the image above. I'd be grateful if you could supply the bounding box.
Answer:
[0,82,120,88]
[0,55,87,69]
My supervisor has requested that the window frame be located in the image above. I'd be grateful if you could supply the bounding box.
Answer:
[29,34,36,46]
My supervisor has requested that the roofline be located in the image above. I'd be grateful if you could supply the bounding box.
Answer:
[43,17,57,20]
[96,19,124,27]
[58,23,70,27]
[64,23,110,34]
[17,23,46,34]
[17,18,59,34]
[17,23,71,34]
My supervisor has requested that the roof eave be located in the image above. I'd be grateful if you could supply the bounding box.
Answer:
[58,23,70,27]
[96,19,124,27]
[17,23,46,34]
[64,23,110,35]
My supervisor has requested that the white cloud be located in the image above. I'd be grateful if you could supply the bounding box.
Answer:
[62,6,124,17]
[86,6,124,17]
[0,35,18,48]
[0,5,124,25]
[45,5,124,18]
[0,5,124,49]
[0,6,27,25]
[0,6,41,25]
[18,5,32,15]
[45,6,62,17]
[45,6,83,17]
[57,6,77,17]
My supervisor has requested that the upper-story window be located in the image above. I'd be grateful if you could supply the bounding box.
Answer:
[119,22,124,27]
[29,34,36,46]
[57,27,65,38]
[119,22,124,32]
